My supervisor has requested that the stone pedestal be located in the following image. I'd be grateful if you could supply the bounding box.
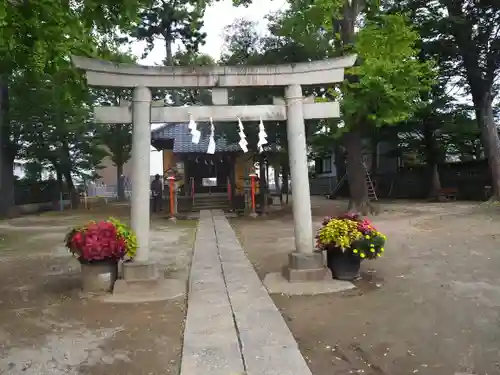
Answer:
[81,262,118,293]
[113,261,159,294]
[282,252,330,282]
[122,260,158,280]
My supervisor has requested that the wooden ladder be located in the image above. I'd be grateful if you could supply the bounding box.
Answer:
[363,162,378,201]
[329,161,378,201]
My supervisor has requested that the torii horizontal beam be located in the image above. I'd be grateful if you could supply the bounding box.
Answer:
[94,102,340,124]
[71,55,357,88]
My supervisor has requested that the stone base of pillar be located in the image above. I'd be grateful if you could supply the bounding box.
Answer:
[123,260,158,280]
[282,252,331,282]
[113,261,159,294]
[263,251,355,295]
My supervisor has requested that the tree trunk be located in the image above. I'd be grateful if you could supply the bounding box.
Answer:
[344,131,376,215]
[163,32,179,106]
[273,163,282,204]
[370,136,378,175]
[475,95,500,199]
[116,163,125,201]
[55,169,64,194]
[0,74,14,217]
[333,144,347,197]
[423,122,442,200]
[64,170,79,209]
[282,163,289,204]
[0,153,15,216]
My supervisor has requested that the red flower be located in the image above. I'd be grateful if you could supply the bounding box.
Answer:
[66,220,127,262]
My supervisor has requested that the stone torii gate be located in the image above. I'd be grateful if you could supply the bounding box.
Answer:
[72,55,356,284]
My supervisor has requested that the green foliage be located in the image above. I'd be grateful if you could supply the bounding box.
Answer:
[108,217,138,259]
[387,0,500,101]
[342,14,436,129]
[217,17,327,156]
[10,65,106,186]
[98,124,133,168]
[173,50,215,105]
[133,0,208,58]
[0,0,148,76]
[22,162,44,182]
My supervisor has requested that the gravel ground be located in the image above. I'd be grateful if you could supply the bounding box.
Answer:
[0,206,195,375]
[232,198,500,375]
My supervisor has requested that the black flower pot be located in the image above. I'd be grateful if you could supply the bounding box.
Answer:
[326,250,361,281]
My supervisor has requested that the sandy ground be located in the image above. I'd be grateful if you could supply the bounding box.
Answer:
[232,198,500,375]
[0,205,196,375]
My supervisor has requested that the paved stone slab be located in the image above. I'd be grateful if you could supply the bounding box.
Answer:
[180,210,244,375]
[263,272,355,295]
[212,210,312,375]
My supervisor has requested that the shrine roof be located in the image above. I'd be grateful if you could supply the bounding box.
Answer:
[151,123,240,153]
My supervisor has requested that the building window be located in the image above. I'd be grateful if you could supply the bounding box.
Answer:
[321,156,332,173]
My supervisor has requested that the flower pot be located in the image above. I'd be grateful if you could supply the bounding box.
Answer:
[326,250,361,281]
[80,260,118,293]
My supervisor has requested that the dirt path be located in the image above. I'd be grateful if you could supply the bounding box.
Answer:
[232,199,500,375]
[0,210,195,375]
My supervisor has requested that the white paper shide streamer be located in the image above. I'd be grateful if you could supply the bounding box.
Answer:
[257,118,268,153]
[188,115,200,144]
[207,117,216,154]
[237,118,248,153]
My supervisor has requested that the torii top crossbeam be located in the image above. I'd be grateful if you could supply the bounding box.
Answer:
[71,55,357,88]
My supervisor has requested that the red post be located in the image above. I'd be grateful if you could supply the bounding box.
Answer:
[167,176,175,217]
[249,173,257,216]
[227,177,232,202]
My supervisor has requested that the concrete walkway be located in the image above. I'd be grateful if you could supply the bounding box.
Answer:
[181,210,312,375]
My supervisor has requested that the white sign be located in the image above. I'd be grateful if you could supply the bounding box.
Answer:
[202,178,217,187]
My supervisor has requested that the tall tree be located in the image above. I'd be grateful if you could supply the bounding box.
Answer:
[13,67,106,207]
[343,15,433,212]
[389,0,500,198]
[0,0,150,215]
[133,0,252,105]
[98,123,132,201]
[134,0,207,68]
[278,1,435,212]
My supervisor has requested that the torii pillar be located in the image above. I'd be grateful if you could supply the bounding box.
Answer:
[282,84,327,282]
[130,86,152,263]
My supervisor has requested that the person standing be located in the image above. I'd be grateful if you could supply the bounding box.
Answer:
[151,174,163,212]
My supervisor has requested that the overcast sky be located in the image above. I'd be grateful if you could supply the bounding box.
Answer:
[129,0,288,174]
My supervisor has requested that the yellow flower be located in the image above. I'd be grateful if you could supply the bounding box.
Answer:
[380,247,384,252]
[365,235,370,239]
[370,248,375,253]
[377,253,381,257]
[353,249,358,254]
[360,253,366,258]
[370,243,374,247]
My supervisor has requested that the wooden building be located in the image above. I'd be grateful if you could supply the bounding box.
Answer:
[151,123,264,211]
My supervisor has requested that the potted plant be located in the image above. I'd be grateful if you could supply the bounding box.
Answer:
[65,217,137,293]
[315,213,386,280]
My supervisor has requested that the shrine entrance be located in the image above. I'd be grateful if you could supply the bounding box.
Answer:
[185,154,233,194]
[72,53,355,272]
